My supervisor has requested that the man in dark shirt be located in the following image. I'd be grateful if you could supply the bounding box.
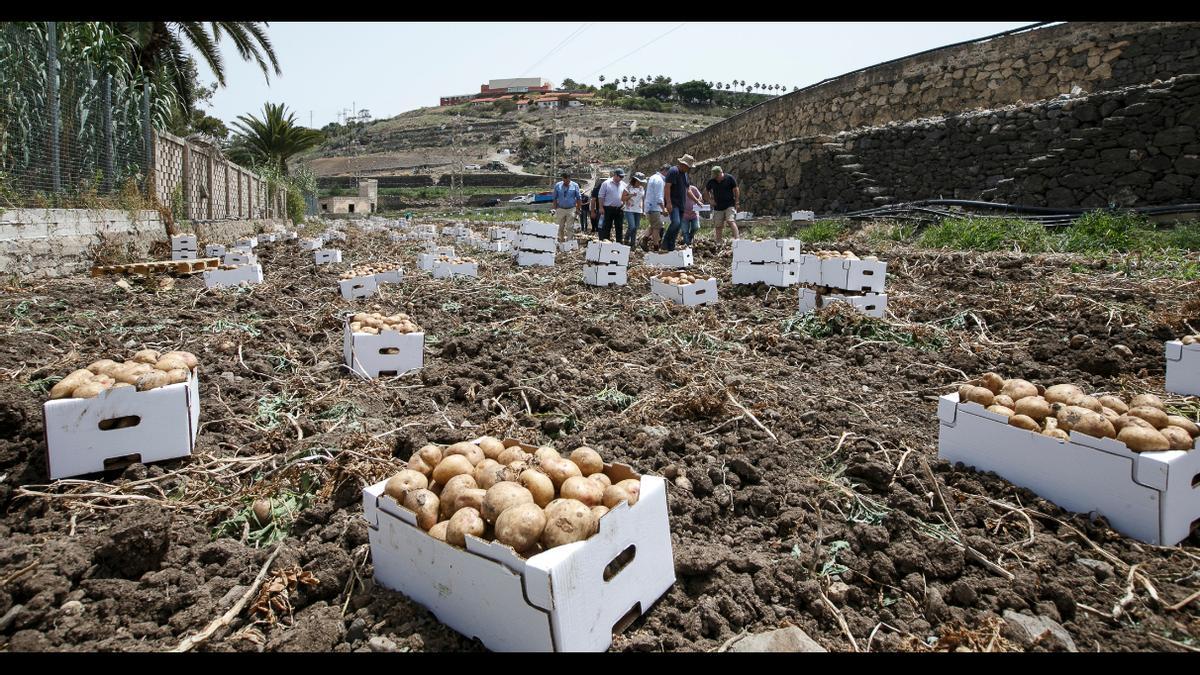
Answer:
[589,180,603,234]
[705,165,740,243]
[660,154,694,251]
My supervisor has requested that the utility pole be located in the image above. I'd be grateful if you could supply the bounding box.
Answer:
[551,106,557,178]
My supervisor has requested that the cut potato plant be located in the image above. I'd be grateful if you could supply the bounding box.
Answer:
[956,373,1198,453]
[48,349,199,400]
[384,436,642,558]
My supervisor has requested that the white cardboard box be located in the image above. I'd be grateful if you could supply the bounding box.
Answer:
[583,265,628,287]
[558,239,579,252]
[222,252,257,267]
[1166,340,1200,397]
[203,264,264,289]
[480,240,511,253]
[204,244,226,258]
[643,249,693,269]
[315,249,343,265]
[819,257,887,293]
[424,243,456,255]
[791,210,816,222]
[322,230,346,242]
[363,458,675,652]
[300,237,324,251]
[171,250,198,261]
[171,234,197,249]
[735,211,753,220]
[343,323,424,379]
[649,276,718,306]
[284,231,298,241]
[798,287,887,318]
[517,250,556,267]
[42,369,201,480]
[518,234,557,253]
[261,233,278,243]
[586,241,630,267]
[431,261,479,279]
[938,393,1200,546]
[236,236,258,249]
[339,274,380,300]
[374,268,404,285]
[519,220,559,239]
[732,261,800,287]
[731,239,801,264]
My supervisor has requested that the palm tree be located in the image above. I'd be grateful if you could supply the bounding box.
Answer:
[622,76,628,87]
[599,75,606,84]
[228,102,323,175]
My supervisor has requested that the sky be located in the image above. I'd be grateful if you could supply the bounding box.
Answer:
[189,22,1038,130]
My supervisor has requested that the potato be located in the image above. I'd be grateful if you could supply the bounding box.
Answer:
[541,499,595,549]
[1072,412,1115,439]
[1056,405,1096,432]
[155,356,189,372]
[252,499,272,525]
[384,470,428,502]
[1117,426,1170,453]
[72,381,107,399]
[135,370,170,391]
[112,364,151,385]
[519,469,555,508]
[164,368,190,385]
[560,476,604,507]
[482,482,535,524]
[1075,395,1104,414]
[541,456,583,490]
[993,394,1015,409]
[1127,406,1169,429]
[1001,378,1037,401]
[453,488,487,515]
[978,372,1004,395]
[407,453,434,477]
[432,454,475,485]
[588,472,612,488]
[590,505,610,526]
[1044,384,1083,405]
[1167,416,1200,438]
[402,489,440,531]
[1114,414,1154,431]
[416,444,443,467]
[494,502,547,554]
[50,369,94,399]
[1014,396,1052,422]
[1130,394,1165,411]
[446,507,486,548]
[87,359,118,375]
[986,405,1014,417]
[444,441,485,466]
[1160,426,1195,451]
[1098,395,1129,415]
[533,445,560,465]
[569,447,604,476]
[958,385,994,407]
[497,446,532,465]
[1100,407,1121,423]
[132,349,160,364]
[1042,428,1070,442]
[439,474,479,519]
[473,459,503,489]
[162,351,199,369]
[428,521,450,542]
[499,460,530,484]
[602,482,640,509]
[477,436,506,460]
[1008,414,1040,432]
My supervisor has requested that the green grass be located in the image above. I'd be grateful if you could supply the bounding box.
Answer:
[918,216,1053,252]
[204,317,262,338]
[792,219,849,244]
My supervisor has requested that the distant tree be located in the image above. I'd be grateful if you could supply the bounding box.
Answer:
[793,85,800,92]
[753,82,760,92]
[493,99,517,113]
[599,75,606,84]
[621,76,628,87]
[228,102,323,175]
[636,80,673,101]
[561,77,580,90]
[674,80,714,105]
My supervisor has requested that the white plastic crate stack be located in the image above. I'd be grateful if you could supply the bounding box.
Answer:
[419,246,455,272]
[558,238,579,252]
[482,226,515,253]
[732,239,802,287]
[343,314,424,379]
[644,248,694,269]
[43,369,201,480]
[362,438,676,652]
[170,234,198,261]
[315,249,343,265]
[583,241,629,287]
[795,251,888,318]
[1166,338,1200,396]
[938,391,1200,546]
[516,220,557,267]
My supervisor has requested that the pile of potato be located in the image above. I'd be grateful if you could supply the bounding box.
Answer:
[1181,335,1200,345]
[383,437,640,557]
[339,264,399,281]
[433,256,478,264]
[49,350,199,399]
[657,271,712,286]
[348,312,421,335]
[808,249,879,262]
[957,373,1199,452]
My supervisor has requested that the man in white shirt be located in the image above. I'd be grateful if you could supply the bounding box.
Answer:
[597,169,627,242]
[643,165,669,251]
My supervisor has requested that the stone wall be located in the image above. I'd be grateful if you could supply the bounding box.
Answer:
[637,21,1200,177]
[435,173,551,187]
[680,75,1200,215]
[0,209,287,278]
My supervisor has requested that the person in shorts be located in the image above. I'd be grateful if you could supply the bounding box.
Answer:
[552,171,581,241]
[643,164,669,251]
[705,165,740,243]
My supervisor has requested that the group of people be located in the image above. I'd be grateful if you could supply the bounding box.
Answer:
[552,153,742,252]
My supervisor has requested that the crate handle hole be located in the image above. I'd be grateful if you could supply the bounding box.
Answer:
[380,348,400,355]
[99,415,141,431]
[612,601,642,636]
[603,544,636,582]
[1192,472,1200,489]
[378,370,398,377]
[103,453,142,472]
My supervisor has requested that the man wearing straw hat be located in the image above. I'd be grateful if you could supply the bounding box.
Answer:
[661,153,694,251]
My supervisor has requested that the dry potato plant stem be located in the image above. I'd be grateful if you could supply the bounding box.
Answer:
[171,543,284,652]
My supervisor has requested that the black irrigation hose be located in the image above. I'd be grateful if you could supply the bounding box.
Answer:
[828,199,1200,227]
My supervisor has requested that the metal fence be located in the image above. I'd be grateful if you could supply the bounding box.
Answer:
[0,21,285,220]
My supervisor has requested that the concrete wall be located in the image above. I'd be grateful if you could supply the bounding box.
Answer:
[680,74,1200,215]
[636,22,1200,189]
[318,196,374,214]
[0,209,287,278]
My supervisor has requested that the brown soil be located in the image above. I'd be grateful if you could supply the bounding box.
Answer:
[1,224,1198,652]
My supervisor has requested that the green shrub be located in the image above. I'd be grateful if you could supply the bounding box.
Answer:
[286,189,307,223]
[1059,210,1156,253]
[919,217,1052,252]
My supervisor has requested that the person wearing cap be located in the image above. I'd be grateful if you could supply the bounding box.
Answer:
[578,192,591,233]
[705,165,740,243]
[552,171,582,242]
[643,164,669,252]
[661,154,694,251]
[597,168,627,242]
[621,172,647,248]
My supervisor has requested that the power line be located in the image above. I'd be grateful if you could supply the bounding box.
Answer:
[585,23,686,80]
[524,23,591,76]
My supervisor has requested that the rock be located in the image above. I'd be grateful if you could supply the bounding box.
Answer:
[725,625,827,652]
[950,580,978,606]
[1075,557,1114,581]
[0,604,23,631]
[59,600,83,616]
[368,636,399,652]
[1001,610,1077,652]
[1111,344,1133,359]
[826,581,852,604]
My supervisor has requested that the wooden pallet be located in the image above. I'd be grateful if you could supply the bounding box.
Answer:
[90,257,221,277]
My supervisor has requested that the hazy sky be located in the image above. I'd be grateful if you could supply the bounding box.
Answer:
[190,22,1037,130]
